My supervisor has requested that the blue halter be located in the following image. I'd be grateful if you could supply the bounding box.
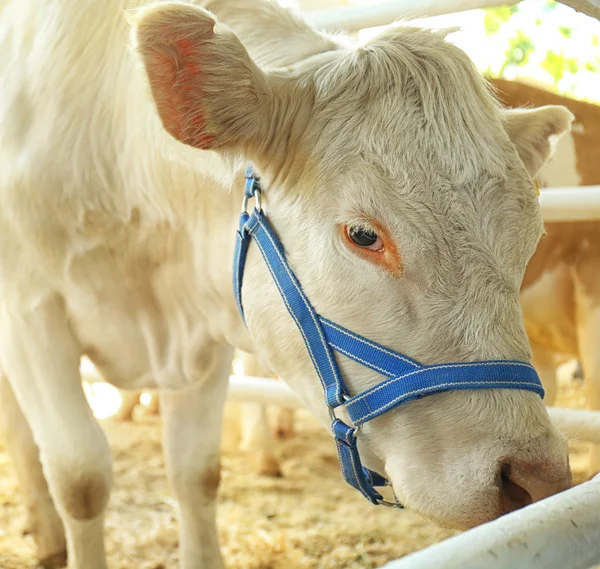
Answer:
[233,166,544,507]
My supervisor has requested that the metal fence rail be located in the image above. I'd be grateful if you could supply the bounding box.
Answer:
[306,0,517,32]
[305,0,599,32]
[539,186,600,222]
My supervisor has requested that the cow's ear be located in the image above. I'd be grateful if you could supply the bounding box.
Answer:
[131,2,281,153]
[503,106,574,177]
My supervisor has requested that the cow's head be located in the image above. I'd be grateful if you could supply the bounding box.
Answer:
[133,3,573,528]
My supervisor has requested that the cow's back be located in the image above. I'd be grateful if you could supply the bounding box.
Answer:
[491,78,600,290]
[490,77,600,187]
[0,0,183,228]
[491,78,600,358]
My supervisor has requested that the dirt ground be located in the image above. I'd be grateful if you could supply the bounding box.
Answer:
[0,364,592,569]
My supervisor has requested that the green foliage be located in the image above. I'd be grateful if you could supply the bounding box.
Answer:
[483,5,518,35]
[558,26,572,38]
[482,1,599,102]
[585,60,600,73]
[499,31,535,75]
[540,50,579,82]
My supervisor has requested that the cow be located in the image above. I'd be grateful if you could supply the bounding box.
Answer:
[0,1,573,568]
[243,79,600,480]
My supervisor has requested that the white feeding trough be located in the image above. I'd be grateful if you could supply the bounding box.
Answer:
[381,474,600,569]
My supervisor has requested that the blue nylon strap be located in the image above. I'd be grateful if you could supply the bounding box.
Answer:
[233,212,251,323]
[233,207,391,502]
[345,361,542,426]
[320,314,544,424]
[319,315,544,425]
[239,210,348,407]
[233,168,545,507]
[320,316,419,377]
[333,419,384,504]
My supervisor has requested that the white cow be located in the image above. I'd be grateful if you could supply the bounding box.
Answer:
[245,79,600,479]
[0,1,573,568]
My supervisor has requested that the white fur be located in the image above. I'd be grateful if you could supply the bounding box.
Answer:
[0,1,573,567]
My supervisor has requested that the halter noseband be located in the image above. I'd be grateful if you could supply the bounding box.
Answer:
[233,166,544,507]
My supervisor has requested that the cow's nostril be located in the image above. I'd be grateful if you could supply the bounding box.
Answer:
[499,463,533,514]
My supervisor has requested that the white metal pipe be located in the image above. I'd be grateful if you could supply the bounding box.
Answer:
[305,0,517,32]
[80,362,305,408]
[226,380,600,444]
[226,375,304,408]
[227,380,600,445]
[382,474,600,569]
[539,186,600,222]
[547,406,600,444]
[82,361,600,444]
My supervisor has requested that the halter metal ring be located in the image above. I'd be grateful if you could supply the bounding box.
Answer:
[241,189,262,214]
[377,497,404,508]
[376,482,403,508]
[328,404,363,437]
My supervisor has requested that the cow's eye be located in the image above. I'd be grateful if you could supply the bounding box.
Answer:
[341,222,402,277]
[347,227,382,250]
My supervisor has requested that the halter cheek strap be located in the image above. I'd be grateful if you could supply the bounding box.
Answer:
[233,167,544,507]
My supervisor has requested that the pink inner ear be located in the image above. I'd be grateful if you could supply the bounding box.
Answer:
[146,34,216,150]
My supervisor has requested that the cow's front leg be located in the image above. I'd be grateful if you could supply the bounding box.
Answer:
[161,344,233,569]
[0,297,111,569]
[0,372,66,568]
[240,403,282,477]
